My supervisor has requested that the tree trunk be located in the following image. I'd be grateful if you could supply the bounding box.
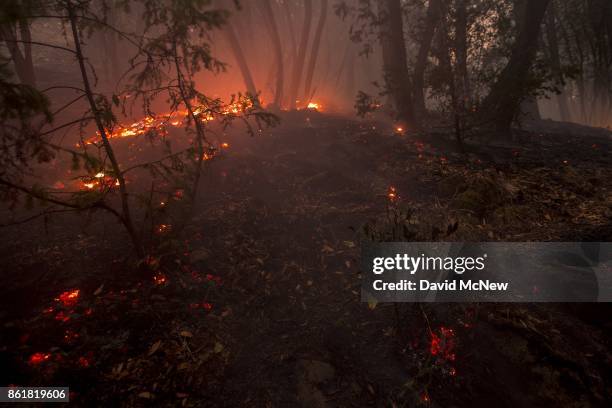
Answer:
[412,0,442,117]
[0,22,36,87]
[545,0,570,121]
[260,0,284,108]
[289,0,313,109]
[224,23,259,101]
[378,0,416,128]
[67,3,143,259]
[303,0,328,103]
[483,0,550,132]
[455,0,469,116]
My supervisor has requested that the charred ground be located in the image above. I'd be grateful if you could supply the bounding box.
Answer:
[1,111,611,407]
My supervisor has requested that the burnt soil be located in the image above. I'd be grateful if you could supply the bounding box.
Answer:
[1,111,611,407]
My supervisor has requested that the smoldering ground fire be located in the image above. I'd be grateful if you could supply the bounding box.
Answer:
[1,0,611,406]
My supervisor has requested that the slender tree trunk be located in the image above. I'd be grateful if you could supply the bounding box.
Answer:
[18,20,35,86]
[105,4,121,86]
[455,0,469,116]
[346,45,356,102]
[545,0,570,121]
[0,22,36,86]
[303,0,328,103]
[224,23,258,101]
[413,0,442,117]
[438,12,461,143]
[378,0,417,128]
[284,0,298,53]
[289,0,313,109]
[483,0,550,132]
[260,0,284,108]
[68,3,143,258]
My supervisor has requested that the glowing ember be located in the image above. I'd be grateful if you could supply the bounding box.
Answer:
[430,326,456,361]
[28,352,51,365]
[56,289,80,307]
[221,142,230,148]
[83,182,96,189]
[387,186,398,202]
[64,329,80,344]
[77,356,91,368]
[395,126,404,133]
[307,102,321,110]
[156,224,172,234]
[55,311,71,322]
[94,172,105,178]
[153,273,167,285]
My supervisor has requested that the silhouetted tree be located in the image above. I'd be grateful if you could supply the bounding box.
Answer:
[378,0,416,128]
[483,0,550,132]
[289,0,312,109]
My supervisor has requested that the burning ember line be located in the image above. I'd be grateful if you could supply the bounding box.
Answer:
[82,99,254,144]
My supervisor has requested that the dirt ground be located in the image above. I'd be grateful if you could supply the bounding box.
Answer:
[1,111,611,407]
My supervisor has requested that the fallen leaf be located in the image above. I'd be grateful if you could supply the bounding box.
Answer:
[179,331,193,338]
[321,244,334,253]
[93,284,104,296]
[148,340,162,356]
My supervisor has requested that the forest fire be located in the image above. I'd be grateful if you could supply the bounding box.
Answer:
[2,0,611,406]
